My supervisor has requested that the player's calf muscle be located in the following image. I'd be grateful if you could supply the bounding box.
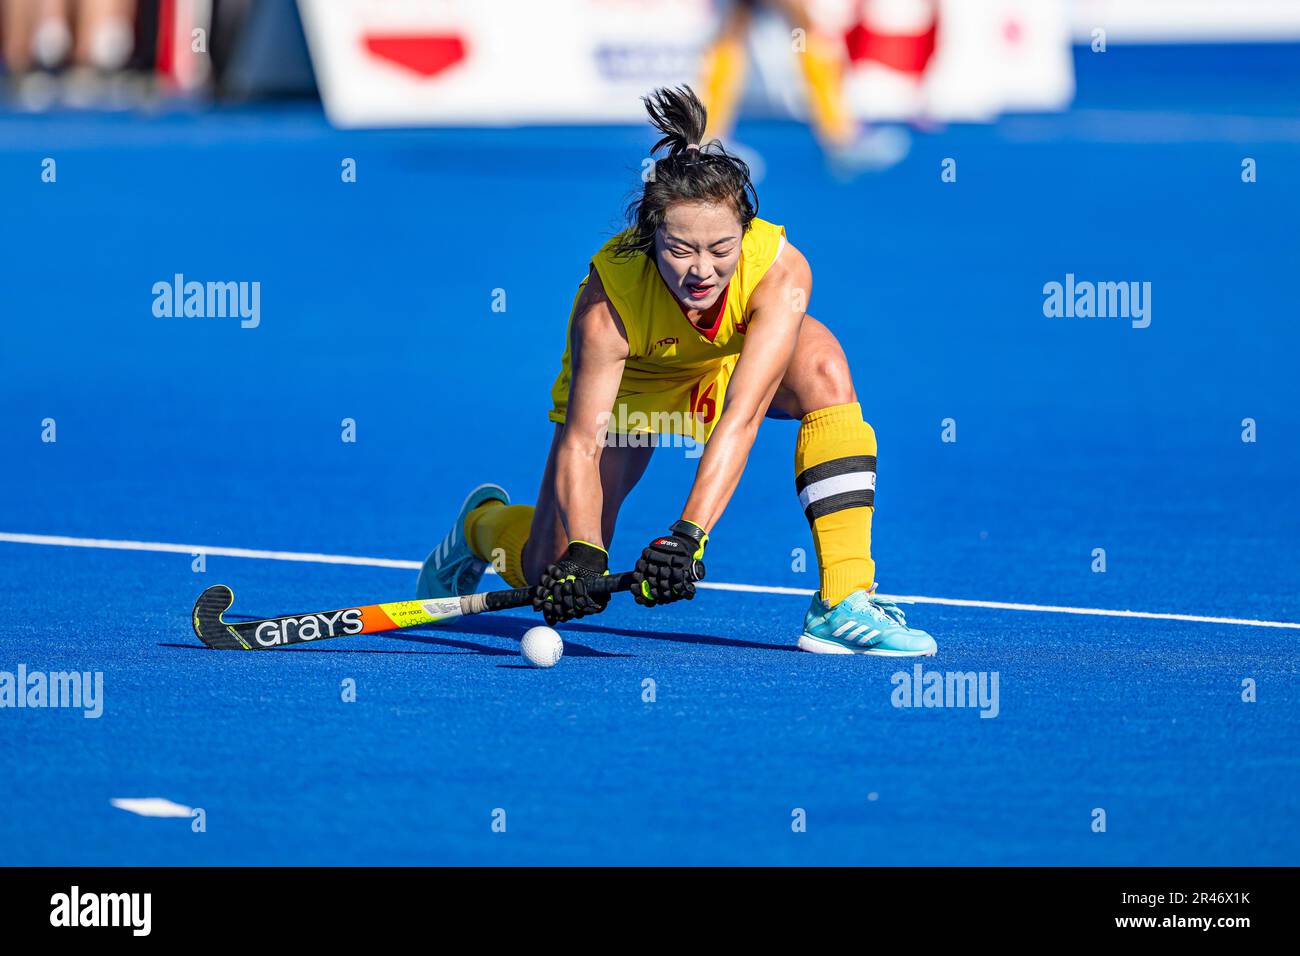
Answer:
[803,351,856,410]
[775,326,856,417]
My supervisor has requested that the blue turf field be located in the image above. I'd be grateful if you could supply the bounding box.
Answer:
[1,46,1298,865]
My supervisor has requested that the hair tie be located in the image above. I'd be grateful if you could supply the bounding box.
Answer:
[685,143,700,152]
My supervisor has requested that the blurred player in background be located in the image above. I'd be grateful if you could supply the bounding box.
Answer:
[0,0,261,108]
[2,0,136,103]
[419,86,936,657]
[699,0,909,176]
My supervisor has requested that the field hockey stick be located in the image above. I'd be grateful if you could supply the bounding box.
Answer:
[191,561,705,650]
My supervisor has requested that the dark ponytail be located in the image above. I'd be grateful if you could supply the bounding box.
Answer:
[612,85,758,260]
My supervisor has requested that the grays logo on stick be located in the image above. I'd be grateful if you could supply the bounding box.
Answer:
[254,609,364,647]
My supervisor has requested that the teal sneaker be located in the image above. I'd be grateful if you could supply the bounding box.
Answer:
[798,588,937,656]
[826,126,911,180]
[416,484,510,599]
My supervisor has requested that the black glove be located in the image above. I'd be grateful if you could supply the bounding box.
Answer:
[632,520,707,607]
[532,541,611,626]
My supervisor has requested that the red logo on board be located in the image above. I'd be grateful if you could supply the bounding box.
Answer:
[363,35,468,78]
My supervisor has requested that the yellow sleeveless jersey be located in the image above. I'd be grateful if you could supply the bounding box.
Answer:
[549,217,786,442]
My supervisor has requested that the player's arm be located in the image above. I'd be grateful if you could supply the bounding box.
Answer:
[681,241,811,530]
[554,266,629,548]
[632,242,811,607]
[534,268,630,626]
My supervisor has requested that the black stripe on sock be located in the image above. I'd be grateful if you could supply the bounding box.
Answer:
[804,489,875,523]
[795,455,876,494]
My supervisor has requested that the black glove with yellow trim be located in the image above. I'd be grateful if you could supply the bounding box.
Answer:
[632,519,707,606]
[532,540,611,626]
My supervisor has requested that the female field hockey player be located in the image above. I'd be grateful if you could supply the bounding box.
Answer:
[418,86,935,656]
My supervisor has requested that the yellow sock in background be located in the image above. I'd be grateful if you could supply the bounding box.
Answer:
[796,33,856,147]
[699,34,747,142]
[794,402,876,605]
[464,501,533,588]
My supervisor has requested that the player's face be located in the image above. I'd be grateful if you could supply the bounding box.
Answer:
[655,201,743,312]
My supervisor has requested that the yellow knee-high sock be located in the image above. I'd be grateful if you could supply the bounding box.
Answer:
[464,501,534,588]
[796,33,856,147]
[794,402,876,606]
[699,34,748,142]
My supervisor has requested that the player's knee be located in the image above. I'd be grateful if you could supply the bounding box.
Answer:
[520,528,557,587]
[520,543,545,588]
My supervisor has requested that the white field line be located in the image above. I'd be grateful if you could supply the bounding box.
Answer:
[2,531,1297,631]
[110,797,194,818]
[0,531,421,569]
